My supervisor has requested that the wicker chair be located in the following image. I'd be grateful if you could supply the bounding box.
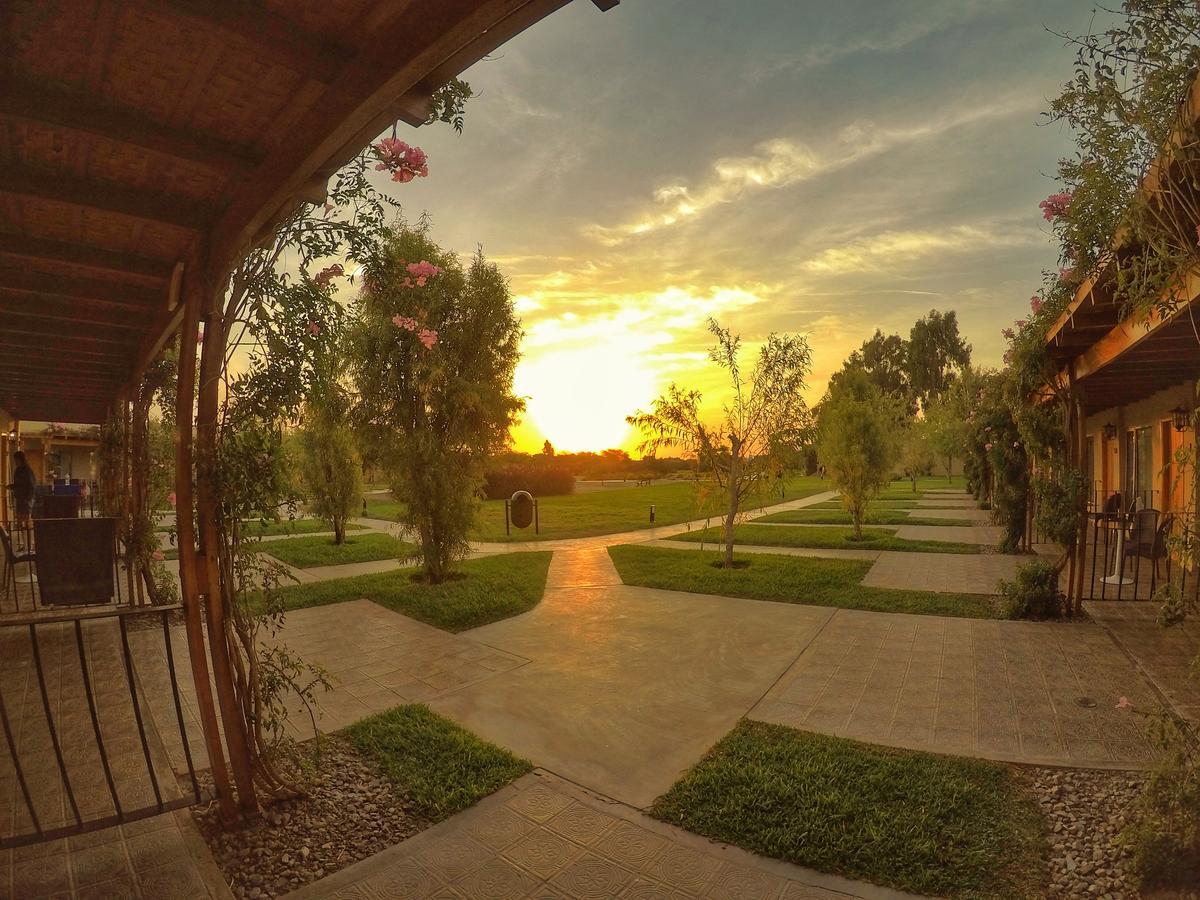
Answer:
[0,525,37,610]
[1121,508,1161,576]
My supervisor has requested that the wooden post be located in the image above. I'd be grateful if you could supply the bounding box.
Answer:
[174,250,238,823]
[1074,393,1089,614]
[194,255,259,816]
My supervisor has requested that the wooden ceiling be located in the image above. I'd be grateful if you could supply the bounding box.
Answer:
[0,0,616,424]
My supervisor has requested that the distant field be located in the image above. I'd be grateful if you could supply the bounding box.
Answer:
[364,475,831,542]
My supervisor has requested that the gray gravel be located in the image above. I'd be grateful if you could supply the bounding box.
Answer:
[1028,766,1145,899]
[192,736,430,899]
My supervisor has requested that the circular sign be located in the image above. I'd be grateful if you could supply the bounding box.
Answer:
[510,490,534,529]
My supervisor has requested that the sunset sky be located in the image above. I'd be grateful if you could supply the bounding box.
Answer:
[363,0,1092,454]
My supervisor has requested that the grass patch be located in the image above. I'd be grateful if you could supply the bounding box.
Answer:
[250,518,365,537]
[760,509,966,526]
[365,476,830,543]
[276,551,552,631]
[651,721,1046,898]
[673,523,980,554]
[263,532,417,568]
[344,704,531,822]
[608,545,997,618]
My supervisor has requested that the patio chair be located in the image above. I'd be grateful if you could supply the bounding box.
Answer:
[1121,508,1160,576]
[0,524,37,610]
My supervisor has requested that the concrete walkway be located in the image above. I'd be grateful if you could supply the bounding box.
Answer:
[284,771,910,900]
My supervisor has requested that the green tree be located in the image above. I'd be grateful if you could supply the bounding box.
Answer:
[829,329,914,415]
[816,369,898,539]
[908,309,971,410]
[541,439,555,457]
[349,225,523,583]
[898,418,935,492]
[925,396,968,482]
[298,395,362,545]
[629,318,813,568]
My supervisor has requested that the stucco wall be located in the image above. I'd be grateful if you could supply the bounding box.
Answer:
[1084,380,1196,512]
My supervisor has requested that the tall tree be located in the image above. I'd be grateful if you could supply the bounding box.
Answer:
[908,309,971,410]
[829,329,914,414]
[348,225,523,583]
[629,318,812,568]
[298,398,361,545]
[816,369,899,539]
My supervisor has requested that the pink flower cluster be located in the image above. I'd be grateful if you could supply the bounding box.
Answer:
[314,264,343,287]
[1058,266,1075,283]
[1030,295,1043,314]
[372,138,429,183]
[307,322,321,336]
[392,313,438,349]
[399,260,442,289]
[1039,190,1073,222]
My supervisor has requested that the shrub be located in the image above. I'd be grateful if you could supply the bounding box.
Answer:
[998,560,1066,619]
[483,461,574,500]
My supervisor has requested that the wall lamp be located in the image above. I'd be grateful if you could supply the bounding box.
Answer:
[1102,422,1118,441]
[1170,406,1192,433]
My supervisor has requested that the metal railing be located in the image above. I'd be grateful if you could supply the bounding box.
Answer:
[0,604,204,848]
[1079,509,1198,603]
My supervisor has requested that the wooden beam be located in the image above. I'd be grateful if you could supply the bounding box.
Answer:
[0,82,261,175]
[0,268,164,308]
[153,0,347,83]
[0,321,139,348]
[209,0,579,270]
[0,233,173,281]
[0,166,219,230]
[0,297,147,330]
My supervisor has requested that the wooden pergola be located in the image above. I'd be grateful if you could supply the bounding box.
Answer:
[1,0,616,823]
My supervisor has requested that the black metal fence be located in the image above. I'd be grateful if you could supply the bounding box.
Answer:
[0,604,204,848]
[1079,509,1199,603]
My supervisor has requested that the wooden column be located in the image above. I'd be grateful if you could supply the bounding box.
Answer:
[193,251,259,815]
[174,249,238,823]
[1073,391,1089,614]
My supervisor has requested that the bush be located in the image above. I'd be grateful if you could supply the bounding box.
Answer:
[483,461,575,500]
[998,560,1066,619]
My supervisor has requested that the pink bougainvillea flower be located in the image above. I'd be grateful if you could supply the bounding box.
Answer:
[1030,296,1043,314]
[392,314,418,331]
[1039,190,1073,221]
[1002,327,1015,339]
[314,264,343,287]
[371,137,430,183]
[308,321,321,336]
[1015,319,1027,329]
[167,491,177,507]
[418,328,438,349]
[359,275,379,295]
[152,549,165,562]
[1058,266,1075,282]
[1116,696,1133,710]
[984,442,993,451]
[406,261,442,280]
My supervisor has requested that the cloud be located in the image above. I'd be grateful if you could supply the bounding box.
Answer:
[801,223,1041,275]
[583,96,1038,246]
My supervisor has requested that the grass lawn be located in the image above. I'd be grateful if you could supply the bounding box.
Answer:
[344,704,531,822]
[276,551,552,631]
[608,545,998,618]
[652,721,1046,899]
[760,508,965,526]
[263,532,418,568]
[673,523,981,554]
[365,475,830,542]
[249,518,365,537]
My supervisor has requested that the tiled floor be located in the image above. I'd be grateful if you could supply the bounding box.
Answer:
[860,550,1023,594]
[891,524,1003,545]
[750,609,1159,766]
[283,772,893,900]
[1086,600,1200,722]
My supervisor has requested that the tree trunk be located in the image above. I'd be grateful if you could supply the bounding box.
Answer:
[724,438,740,568]
[334,520,345,545]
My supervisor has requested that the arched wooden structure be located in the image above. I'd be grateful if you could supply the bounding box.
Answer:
[1,0,616,822]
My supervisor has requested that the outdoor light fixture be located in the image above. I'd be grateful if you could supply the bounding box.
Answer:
[1102,422,1118,441]
[1170,406,1192,432]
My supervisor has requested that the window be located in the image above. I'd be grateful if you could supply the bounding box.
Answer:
[1125,426,1153,508]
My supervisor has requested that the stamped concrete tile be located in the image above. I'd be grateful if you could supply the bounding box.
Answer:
[546,801,620,846]
[550,852,635,899]
[506,783,573,823]
[501,827,582,879]
[464,804,536,851]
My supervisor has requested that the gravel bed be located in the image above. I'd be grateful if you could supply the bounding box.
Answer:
[193,736,430,899]
[1027,766,1145,898]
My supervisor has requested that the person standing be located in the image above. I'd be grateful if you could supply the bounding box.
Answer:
[9,451,36,535]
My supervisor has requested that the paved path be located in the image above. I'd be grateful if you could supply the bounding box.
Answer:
[285,771,911,900]
[861,551,1023,595]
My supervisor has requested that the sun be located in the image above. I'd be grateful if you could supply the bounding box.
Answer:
[513,345,659,453]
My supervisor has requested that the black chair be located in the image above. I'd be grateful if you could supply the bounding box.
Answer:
[0,524,37,610]
[1122,508,1160,574]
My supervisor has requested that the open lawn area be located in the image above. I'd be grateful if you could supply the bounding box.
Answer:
[608,545,998,617]
[344,704,531,822]
[365,475,829,541]
[651,721,1046,899]
[673,523,981,554]
[263,532,418,568]
[276,551,552,631]
[760,508,964,526]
